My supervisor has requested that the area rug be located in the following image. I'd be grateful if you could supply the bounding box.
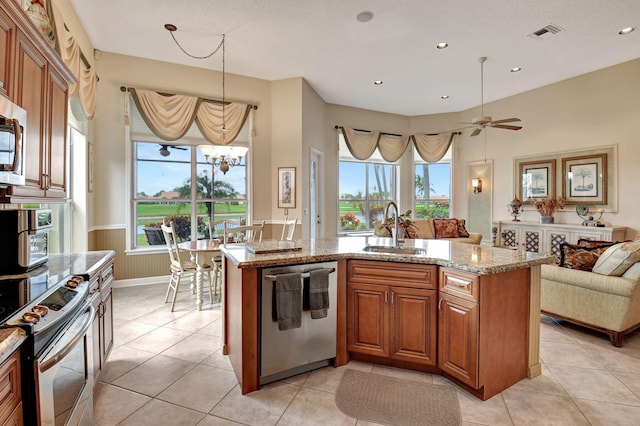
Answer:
[335,370,461,426]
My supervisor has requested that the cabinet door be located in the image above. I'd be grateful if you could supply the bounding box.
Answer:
[13,30,46,197]
[523,229,542,253]
[347,283,389,357]
[0,7,15,99]
[101,288,114,362]
[438,293,479,388]
[91,303,101,377]
[390,287,436,365]
[45,67,68,198]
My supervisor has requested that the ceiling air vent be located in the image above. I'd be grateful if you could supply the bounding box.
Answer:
[527,24,564,41]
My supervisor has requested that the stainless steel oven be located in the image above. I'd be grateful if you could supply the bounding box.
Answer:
[1,270,92,425]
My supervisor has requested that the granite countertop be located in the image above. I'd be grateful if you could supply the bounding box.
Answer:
[220,237,556,275]
[0,328,26,365]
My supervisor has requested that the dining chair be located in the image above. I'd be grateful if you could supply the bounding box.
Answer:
[207,219,241,302]
[161,221,213,311]
[224,220,265,243]
[208,219,242,242]
[280,217,298,241]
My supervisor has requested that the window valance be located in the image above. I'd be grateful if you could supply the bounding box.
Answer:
[339,127,455,163]
[130,88,251,145]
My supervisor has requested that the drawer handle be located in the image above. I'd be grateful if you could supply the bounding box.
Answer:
[447,276,471,288]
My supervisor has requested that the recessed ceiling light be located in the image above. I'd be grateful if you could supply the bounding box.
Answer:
[510,67,522,72]
[619,27,636,35]
[357,11,374,23]
[373,80,383,85]
[441,95,449,99]
[436,42,449,49]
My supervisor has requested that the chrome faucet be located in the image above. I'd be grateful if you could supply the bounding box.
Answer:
[384,201,400,246]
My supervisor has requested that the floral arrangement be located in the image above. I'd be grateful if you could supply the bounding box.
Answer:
[384,209,416,238]
[339,212,361,230]
[533,196,565,217]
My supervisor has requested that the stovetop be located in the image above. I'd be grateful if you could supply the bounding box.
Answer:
[0,265,81,326]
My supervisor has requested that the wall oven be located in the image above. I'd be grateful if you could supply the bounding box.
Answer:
[0,96,26,187]
[1,269,93,425]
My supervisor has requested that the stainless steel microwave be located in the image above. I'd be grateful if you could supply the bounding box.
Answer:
[0,97,27,187]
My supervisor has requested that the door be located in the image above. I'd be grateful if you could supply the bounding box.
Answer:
[347,283,389,357]
[310,149,322,239]
[390,287,437,365]
[438,293,479,388]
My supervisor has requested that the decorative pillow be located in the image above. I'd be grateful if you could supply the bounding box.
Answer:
[457,219,470,238]
[559,243,609,271]
[373,220,390,237]
[404,224,418,239]
[412,219,435,239]
[433,219,460,239]
[592,242,640,276]
[576,239,618,249]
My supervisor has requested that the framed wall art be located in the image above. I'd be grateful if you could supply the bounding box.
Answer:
[278,167,296,208]
[562,153,607,205]
[517,158,556,204]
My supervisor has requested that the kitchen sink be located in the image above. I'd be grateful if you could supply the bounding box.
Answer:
[362,245,426,255]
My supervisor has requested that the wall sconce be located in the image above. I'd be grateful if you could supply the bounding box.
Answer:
[471,177,482,194]
[198,145,248,174]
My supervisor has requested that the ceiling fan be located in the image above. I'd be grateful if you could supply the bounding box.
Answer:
[158,144,187,157]
[462,57,523,137]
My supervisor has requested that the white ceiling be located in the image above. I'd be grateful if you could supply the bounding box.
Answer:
[69,0,640,116]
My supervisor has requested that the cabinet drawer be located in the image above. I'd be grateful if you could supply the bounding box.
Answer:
[100,262,115,290]
[0,350,20,426]
[439,268,479,302]
[348,260,436,289]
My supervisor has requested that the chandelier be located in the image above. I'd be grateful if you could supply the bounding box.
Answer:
[198,145,248,174]
[165,24,247,174]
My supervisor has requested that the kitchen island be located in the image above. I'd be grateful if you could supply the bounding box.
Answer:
[220,237,555,399]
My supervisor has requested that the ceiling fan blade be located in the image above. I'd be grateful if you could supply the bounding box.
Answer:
[491,117,521,124]
[470,128,482,137]
[170,145,187,150]
[491,124,522,131]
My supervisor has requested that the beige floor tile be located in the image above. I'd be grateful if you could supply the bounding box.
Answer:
[583,341,640,374]
[548,364,640,405]
[197,318,224,336]
[93,382,151,426]
[502,387,589,425]
[165,306,223,331]
[210,382,299,425]
[202,348,234,370]
[129,305,193,327]
[540,340,606,369]
[278,387,356,425]
[279,371,310,386]
[574,398,640,425]
[197,415,246,425]
[118,399,206,425]
[157,364,238,413]
[540,316,578,343]
[112,318,158,348]
[111,354,197,397]
[612,371,640,398]
[507,368,568,397]
[303,365,348,393]
[124,325,192,353]
[457,391,513,426]
[99,345,156,383]
[161,332,222,363]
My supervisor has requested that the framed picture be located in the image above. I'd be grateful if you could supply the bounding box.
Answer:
[516,158,556,204]
[278,167,296,208]
[562,153,607,205]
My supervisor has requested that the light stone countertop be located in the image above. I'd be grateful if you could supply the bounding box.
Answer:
[220,237,556,275]
[0,328,26,365]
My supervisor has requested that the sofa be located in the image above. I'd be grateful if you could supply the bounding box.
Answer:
[541,240,640,346]
[374,218,482,245]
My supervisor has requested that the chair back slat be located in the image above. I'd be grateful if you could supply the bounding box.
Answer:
[208,219,243,242]
[224,220,265,243]
[161,222,185,272]
[280,217,298,241]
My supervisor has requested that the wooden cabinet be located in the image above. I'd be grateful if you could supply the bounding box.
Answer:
[0,0,74,202]
[89,257,115,383]
[438,267,530,400]
[495,221,626,259]
[347,260,437,367]
[0,350,21,426]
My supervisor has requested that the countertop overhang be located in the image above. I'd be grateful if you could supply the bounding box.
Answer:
[220,237,555,275]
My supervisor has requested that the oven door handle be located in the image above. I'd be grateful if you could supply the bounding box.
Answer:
[39,303,95,373]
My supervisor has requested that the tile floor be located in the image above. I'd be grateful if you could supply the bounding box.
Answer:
[94,284,640,425]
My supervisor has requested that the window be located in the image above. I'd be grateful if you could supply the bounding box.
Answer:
[414,145,452,219]
[130,102,250,249]
[338,134,397,233]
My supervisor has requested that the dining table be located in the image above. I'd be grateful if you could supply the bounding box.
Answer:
[177,238,223,310]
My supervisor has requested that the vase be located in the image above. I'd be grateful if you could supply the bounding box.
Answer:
[539,215,554,224]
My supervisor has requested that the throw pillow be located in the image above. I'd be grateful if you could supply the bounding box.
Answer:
[576,239,618,249]
[559,243,608,271]
[433,219,459,239]
[592,241,640,276]
[457,219,470,238]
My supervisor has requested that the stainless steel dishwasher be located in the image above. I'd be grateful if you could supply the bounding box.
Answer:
[260,261,337,384]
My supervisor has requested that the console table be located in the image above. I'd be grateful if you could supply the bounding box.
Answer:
[493,221,627,259]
